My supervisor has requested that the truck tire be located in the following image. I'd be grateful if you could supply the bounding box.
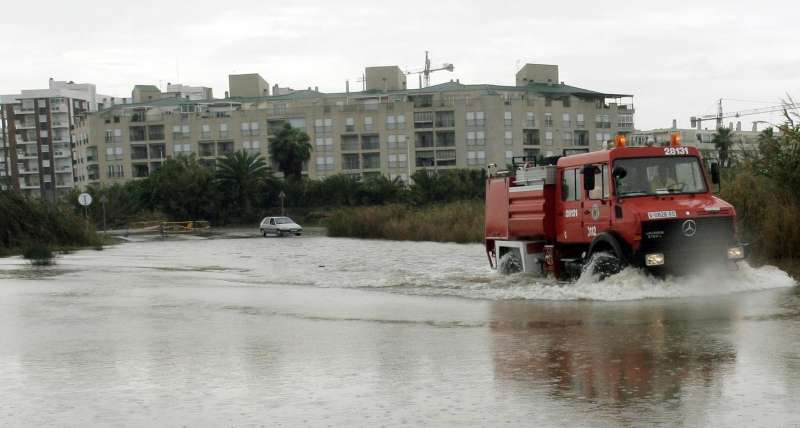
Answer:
[585,251,625,280]
[498,249,523,274]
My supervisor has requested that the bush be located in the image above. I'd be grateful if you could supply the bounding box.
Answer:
[22,243,54,266]
[326,200,484,243]
[0,191,101,254]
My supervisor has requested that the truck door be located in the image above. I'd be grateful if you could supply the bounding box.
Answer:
[557,167,584,243]
[582,163,611,240]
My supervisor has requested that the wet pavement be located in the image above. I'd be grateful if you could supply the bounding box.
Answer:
[0,233,797,426]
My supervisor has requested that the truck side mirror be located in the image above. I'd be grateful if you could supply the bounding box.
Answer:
[612,166,627,180]
[582,165,597,191]
[710,163,720,184]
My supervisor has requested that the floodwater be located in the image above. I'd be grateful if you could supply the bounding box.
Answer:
[0,232,798,427]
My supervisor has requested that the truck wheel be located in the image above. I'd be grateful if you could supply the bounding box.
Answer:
[586,251,625,280]
[498,249,523,274]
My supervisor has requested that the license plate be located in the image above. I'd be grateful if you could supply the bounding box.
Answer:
[647,210,677,220]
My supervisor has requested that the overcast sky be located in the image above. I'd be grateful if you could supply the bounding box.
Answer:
[1,0,797,130]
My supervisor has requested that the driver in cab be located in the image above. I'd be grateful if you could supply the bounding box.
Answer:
[651,164,678,192]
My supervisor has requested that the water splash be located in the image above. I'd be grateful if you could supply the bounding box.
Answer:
[376,262,796,302]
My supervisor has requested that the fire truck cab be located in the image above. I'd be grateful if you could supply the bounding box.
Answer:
[484,135,746,279]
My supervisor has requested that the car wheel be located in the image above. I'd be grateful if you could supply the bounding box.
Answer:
[261,229,267,237]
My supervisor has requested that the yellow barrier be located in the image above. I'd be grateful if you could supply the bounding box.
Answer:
[126,220,210,235]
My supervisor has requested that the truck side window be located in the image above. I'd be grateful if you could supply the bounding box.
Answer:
[561,169,579,201]
[589,164,609,200]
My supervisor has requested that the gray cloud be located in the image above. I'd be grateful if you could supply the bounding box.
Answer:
[1,0,797,129]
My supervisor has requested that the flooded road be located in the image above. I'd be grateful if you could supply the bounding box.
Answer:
[0,234,798,426]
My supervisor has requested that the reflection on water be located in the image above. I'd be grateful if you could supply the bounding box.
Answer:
[490,301,736,405]
[0,236,798,426]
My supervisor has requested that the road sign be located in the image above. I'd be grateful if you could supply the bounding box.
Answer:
[78,193,93,207]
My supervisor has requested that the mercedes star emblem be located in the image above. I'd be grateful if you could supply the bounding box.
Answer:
[682,219,697,237]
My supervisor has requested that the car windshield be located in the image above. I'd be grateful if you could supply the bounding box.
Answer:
[614,156,708,197]
[274,217,294,224]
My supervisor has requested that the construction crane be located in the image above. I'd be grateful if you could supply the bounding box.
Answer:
[691,98,787,129]
[405,51,454,88]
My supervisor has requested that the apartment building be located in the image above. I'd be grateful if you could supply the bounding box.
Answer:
[0,82,100,200]
[73,63,635,188]
[631,120,761,163]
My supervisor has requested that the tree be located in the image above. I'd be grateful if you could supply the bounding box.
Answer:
[269,123,312,180]
[712,127,733,167]
[148,155,220,221]
[216,151,270,218]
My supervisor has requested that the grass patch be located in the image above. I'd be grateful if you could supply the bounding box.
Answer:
[326,201,484,243]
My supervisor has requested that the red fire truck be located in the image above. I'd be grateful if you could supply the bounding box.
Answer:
[484,134,746,278]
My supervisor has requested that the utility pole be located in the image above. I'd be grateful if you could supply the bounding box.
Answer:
[716,98,723,130]
[100,194,108,233]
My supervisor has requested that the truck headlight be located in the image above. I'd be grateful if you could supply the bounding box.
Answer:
[727,246,745,259]
[645,253,665,266]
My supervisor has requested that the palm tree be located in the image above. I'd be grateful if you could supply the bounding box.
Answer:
[712,127,733,167]
[269,123,312,180]
[216,151,270,215]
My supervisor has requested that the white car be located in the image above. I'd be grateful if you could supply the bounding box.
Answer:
[259,216,303,237]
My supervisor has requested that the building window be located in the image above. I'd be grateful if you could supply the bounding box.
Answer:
[596,114,611,129]
[562,113,571,128]
[504,130,513,145]
[219,123,229,139]
[504,111,512,126]
[315,137,333,151]
[173,143,192,155]
[545,131,553,145]
[387,135,407,150]
[242,140,260,154]
[345,117,355,133]
[201,124,211,139]
[524,129,540,145]
[618,114,634,128]
[526,112,536,128]
[315,118,333,134]
[388,154,408,169]
[466,150,486,166]
[544,113,553,128]
[563,132,573,145]
[576,113,585,128]
[316,156,335,171]
[342,153,360,170]
[505,150,514,163]
[396,114,405,130]
[364,116,374,132]
[466,111,485,127]
[362,153,380,169]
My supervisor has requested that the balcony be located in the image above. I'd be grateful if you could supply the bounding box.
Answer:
[15,121,36,129]
[56,166,73,173]
[131,146,149,161]
[19,168,39,174]
[595,122,612,129]
[361,135,380,151]
[341,136,359,152]
[198,143,215,157]
[17,152,38,159]
[20,182,40,189]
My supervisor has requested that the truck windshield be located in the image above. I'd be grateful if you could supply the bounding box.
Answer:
[614,156,708,197]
